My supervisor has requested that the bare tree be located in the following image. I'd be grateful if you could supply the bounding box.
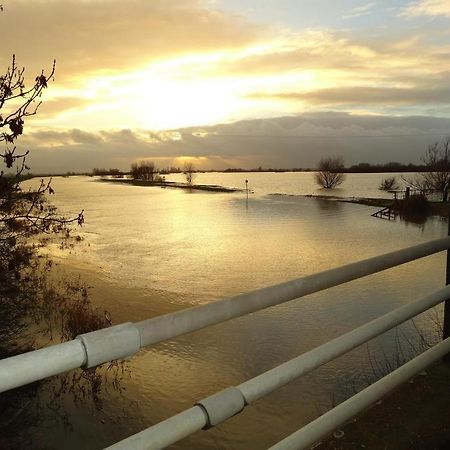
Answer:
[0,56,85,277]
[379,176,399,191]
[314,156,346,189]
[183,161,196,185]
[130,160,156,181]
[403,138,450,200]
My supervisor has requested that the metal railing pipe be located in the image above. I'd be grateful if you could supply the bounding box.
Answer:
[136,237,450,347]
[268,337,450,450]
[0,340,86,393]
[1,237,449,393]
[104,286,450,450]
[105,407,208,450]
[239,285,450,404]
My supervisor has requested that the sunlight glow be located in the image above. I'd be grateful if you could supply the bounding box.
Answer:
[29,26,445,134]
[34,40,334,131]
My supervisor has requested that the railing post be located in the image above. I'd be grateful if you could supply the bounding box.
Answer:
[405,186,410,199]
[444,206,450,346]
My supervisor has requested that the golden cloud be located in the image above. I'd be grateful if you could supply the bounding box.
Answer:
[0,0,265,81]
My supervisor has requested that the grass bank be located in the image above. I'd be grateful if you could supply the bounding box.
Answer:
[306,194,449,220]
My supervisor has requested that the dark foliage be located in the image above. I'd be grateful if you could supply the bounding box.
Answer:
[0,47,126,448]
[130,160,156,181]
[396,194,430,222]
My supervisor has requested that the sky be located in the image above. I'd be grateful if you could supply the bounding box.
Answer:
[2,0,450,171]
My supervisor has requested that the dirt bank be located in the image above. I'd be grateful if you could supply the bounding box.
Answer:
[317,361,450,450]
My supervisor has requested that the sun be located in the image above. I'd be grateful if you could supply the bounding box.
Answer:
[132,77,240,130]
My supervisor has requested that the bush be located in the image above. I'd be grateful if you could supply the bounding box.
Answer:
[397,194,430,216]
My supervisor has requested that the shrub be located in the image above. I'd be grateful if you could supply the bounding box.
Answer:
[397,194,430,216]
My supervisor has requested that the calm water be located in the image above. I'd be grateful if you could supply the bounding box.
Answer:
[165,171,406,198]
[23,173,448,449]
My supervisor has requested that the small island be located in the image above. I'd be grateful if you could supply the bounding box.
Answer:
[97,177,242,192]
[93,160,244,193]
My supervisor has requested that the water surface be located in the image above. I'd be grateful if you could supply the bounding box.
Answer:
[23,173,448,449]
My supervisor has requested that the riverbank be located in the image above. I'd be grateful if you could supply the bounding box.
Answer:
[306,194,450,220]
[318,361,450,450]
[343,197,449,218]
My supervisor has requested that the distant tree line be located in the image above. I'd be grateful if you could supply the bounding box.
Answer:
[223,167,304,173]
[217,163,431,173]
[92,167,124,177]
[160,167,182,174]
[345,162,426,173]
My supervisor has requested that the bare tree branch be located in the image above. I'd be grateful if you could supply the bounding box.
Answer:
[314,156,346,189]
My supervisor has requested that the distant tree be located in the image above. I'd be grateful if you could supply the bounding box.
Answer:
[314,156,346,189]
[131,160,156,181]
[92,168,108,176]
[379,176,399,191]
[183,162,196,185]
[351,162,371,171]
[403,138,450,200]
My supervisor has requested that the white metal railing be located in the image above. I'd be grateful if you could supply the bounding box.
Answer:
[269,337,450,450]
[105,285,450,450]
[1,237,450,449]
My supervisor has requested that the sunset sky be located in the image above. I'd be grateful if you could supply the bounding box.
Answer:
[2,0,450,171]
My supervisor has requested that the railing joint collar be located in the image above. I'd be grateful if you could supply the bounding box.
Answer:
[195,387,246,428]
[76,322,140,369]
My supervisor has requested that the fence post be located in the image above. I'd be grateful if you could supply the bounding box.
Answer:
[444,206,450,346]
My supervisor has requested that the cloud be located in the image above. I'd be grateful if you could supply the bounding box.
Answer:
[0,0,265,81]
[196,28,450,97]
[250,82,450,106]
[38,97,94,117]
[29,128,104,146]
[213,31,377,76]
[2,1,450,131]
[343,2,375,19]
[21,113,450,173]
[3,0,450,165]
[401,0,450,18]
